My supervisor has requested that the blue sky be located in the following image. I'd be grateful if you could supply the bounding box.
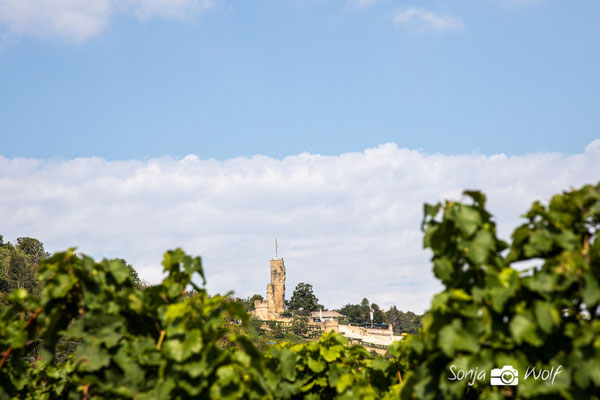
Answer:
[1,0,598,160]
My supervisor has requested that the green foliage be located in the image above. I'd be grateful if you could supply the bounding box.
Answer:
[338,303,363,323]
[16,237,50,265]
[110,258,145,290]
[0,249,269,399]
[386,307,421,335]
[399,183,600,399]
[0,236,50,300]
[287,283,321,315]
[1,182,599,399]
[290,315,310,336]
[249,294,263,305]
[264,332,401,399]
[7,248,36,294]
[339,298,371,324]
[237,294,264,312]
[370,303,387,324]
[339,300,417,331]
[0,249,398,399]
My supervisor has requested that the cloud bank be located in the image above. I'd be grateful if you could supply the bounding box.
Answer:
[0,1,547,43]
[1,141,600,313]
[0,0,215,43]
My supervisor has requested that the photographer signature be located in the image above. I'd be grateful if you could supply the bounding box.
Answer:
[448,364,563,386]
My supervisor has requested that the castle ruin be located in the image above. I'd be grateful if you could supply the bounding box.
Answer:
[251,254,403,349]
[253,258,286,319]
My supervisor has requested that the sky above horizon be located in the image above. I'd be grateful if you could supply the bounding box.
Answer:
[1,0,599,159]
[1,0,599,313]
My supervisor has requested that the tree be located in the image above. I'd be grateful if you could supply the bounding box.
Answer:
[291,314,309,336]
[16,237,50,265]
[287,282,320,315]
[0,237,50,298]
[360,297,370,322]
[370,303,387,324]
[249,294,263,310]
[338,303,363,323]
[0,241,10,293]
[338,299,379,324]
[386,305,421,334]
[237,294,264,312]
[386,306,401,333]
[6,247,39,295]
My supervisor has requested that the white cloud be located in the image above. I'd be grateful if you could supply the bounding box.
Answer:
[131,0,214,20]
[0,0,215,43]
[0,0,112,42]
[1,141,600,314]
[394,7,464,32]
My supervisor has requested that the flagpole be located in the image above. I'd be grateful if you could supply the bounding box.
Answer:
[275,238,278,258]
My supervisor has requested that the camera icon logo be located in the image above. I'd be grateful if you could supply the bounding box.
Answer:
[490,366,519,386]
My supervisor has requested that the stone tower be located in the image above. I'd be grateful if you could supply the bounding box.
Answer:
[266,258,286,317]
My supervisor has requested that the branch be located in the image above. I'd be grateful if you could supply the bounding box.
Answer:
[0,307,42,370]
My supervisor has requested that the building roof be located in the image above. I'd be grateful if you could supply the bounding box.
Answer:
[309,310,344,319]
